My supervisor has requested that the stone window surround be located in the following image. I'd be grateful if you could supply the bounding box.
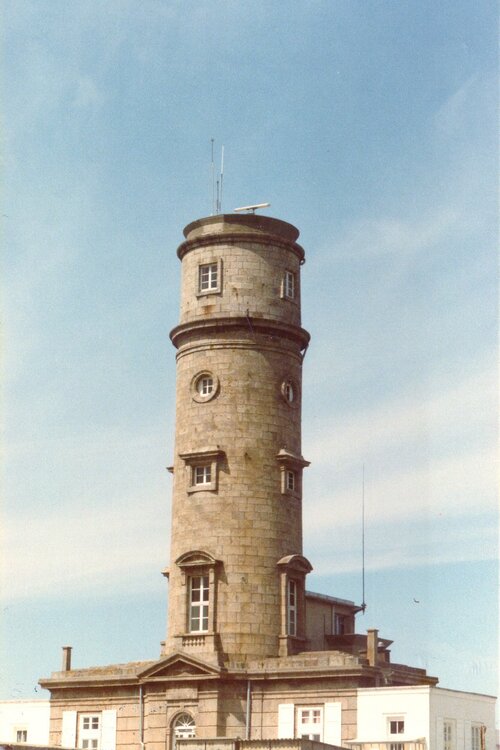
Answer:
[175,550,220,638]
[197,258,223,297]
[276,448,310,497]
[179,447,224,493]
[191,371,220,403]
[277,554,313,655]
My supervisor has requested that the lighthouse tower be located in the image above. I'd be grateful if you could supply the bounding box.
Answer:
[165,213,312,665]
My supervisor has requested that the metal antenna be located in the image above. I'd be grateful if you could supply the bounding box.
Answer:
[211,138,215,215]
[219,145,224,214]
[361,464,367,613]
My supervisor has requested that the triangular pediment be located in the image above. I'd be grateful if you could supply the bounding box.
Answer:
[137,652,222,680]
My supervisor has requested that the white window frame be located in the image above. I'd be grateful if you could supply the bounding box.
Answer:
[297,706,323,741]
[471,725,483,750]
[286,470,296,491]
[197,259,222,296]
[198,376,213,396]
[388,718,405,735]
[288,579,298,636]
[78,714,101,750]
[189,574,209,633]
[16,729,28,743]
[172,713,196,750]
[282,270,296,300]
[444,720,454,750]
[194,465,211,485]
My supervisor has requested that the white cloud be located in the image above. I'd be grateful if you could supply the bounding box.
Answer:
[301,360,497,572]
[2,487,170,601]
[306,363,497,474]
[327,208,461,261]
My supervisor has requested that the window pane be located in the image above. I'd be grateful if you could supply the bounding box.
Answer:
[199,263,218,291]
[189,576,209,632]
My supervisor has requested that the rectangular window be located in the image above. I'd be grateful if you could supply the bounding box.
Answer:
[16,731,27,743]
[288,579,297,636]
[194,465,211,485]
[444,721,454,750]
[471,726,483,750]
[284,271,295,299]
[286,470,296,491]
[390,744,403,750]
[389,720,404,734]
[199,263,218,292]
[189,575,209,632]
[334,613,346,635]
[298,707,323,741]
[79,714,100,750]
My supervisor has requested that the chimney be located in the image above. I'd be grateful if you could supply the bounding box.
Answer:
[367,629,378,667]
[62,646,72,671]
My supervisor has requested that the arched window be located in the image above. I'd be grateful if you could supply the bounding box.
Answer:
[172,713,195,750]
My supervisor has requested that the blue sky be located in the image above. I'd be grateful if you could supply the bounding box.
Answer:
[2,0,497,700]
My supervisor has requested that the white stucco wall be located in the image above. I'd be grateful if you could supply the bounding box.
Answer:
[0,699,50,744]
[355,686,431,745]
[354,686,496,750]
[429,688,496,750]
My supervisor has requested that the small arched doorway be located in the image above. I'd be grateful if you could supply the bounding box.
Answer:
[171,713,196,750]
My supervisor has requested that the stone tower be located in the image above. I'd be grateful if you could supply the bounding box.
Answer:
[165,213,312,666]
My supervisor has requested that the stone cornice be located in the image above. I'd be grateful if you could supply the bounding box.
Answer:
[177,231,305,263]
[170,315,310,351]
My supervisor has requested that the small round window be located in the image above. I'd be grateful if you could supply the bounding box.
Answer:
[192,371,219,403]
[281,379,298,406]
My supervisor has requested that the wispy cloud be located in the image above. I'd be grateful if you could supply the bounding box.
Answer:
[3,487,170,601]
[306,363,496,473]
